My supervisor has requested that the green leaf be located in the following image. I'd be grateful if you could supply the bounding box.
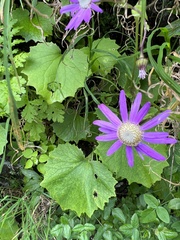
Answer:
[22,149,34,158]
[62,224,71,239]
[41,143,117,217]
[46,102,64,122]
[37,163,46,174]
[156,227,178,240]
[117,55,135,90]
[144,194,159,208]
[83,223,96,232]
[103,230,113,240]
[12,3,54,42]
[54,49,90,102]
[131,213,139,228]
[171,221,180,232]
[22,42,61,104]
[21,102,38,123]
[168,198,180,210]
[23,43,90,103]
[112,208,126,224]
[39,154,49,163]
[73,223,95,232]
[174,143,180,165]
[0,125,8,155]
[132,229,140,240]
[140,209,157,223]
[52,109,90,143]
[0,77,26,116]
[160,19,180,38]
[156,206,170,223]
[89,38,119,76]
[23,121,45,141]
[103,198,116,220]
[95,142,168,188]
[163,229,178,239]
[25,159,34,169]
[155,229,166,240]
[119,224,133,236]
[14,52,28,68]
[22,99,64,123]
[50,224,63,237]
[0,216,19,240]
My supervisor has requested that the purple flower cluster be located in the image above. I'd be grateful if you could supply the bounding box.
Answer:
[60,0,103,30]
[93,90,177,167]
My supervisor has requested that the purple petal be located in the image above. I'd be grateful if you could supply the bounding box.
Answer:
[95,133,118,141]
[91,3,103,13]
[93,120,117,131]
[143,132,169,138]
[83,8,91,23]
[135,142,166,161]
[143,132,177,145]
[98,128,114,134]
[65,8,91,30]
[143,137,177,144]
[70,0,79,3]
[135,147,144,160]
[60,4,79,14]
[129,92,142,122]
[107,140,123,156]
[98,104,121,126]
[126,146,134,167]
[134,102,151,124]
[73,9,88,29]
[141,110,171,131]
[119,90,128,122]
[65,18,76,30]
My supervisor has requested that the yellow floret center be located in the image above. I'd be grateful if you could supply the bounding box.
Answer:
[117,122,143,146]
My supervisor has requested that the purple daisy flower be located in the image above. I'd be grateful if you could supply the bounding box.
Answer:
[60,0,103,30]
[93,90,177,167]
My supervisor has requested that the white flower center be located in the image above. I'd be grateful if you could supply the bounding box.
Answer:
[79,0,91,8]
[117,122,143,146]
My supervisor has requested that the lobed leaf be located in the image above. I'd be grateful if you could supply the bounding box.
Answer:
[41,143,117,217]
[23,43,90,103]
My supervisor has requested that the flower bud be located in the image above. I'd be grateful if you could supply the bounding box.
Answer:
[136,54,148,79]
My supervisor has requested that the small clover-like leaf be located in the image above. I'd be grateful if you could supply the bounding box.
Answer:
[41,143,117,217]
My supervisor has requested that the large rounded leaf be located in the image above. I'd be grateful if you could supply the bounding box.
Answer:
[41,143,117,217]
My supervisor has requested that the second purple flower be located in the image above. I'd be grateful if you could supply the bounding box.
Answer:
[60,0,103,31]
